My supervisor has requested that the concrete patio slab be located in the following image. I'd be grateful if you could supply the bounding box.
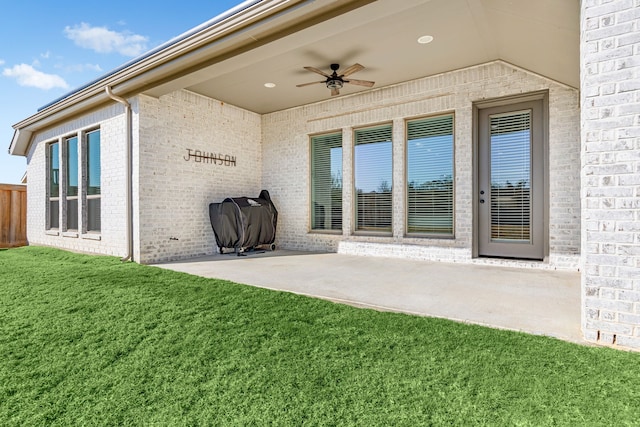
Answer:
[153,250,584,344]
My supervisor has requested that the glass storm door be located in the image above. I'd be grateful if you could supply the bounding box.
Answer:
[478,99,544,260]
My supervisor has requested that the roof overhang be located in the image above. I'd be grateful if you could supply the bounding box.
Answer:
[9,0,374,156]
[9,0,579,157]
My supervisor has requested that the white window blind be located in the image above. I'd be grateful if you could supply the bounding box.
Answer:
[355,124,393,232]
[406,115,454,235]
[311,132,342,231]
[489,110,531,241]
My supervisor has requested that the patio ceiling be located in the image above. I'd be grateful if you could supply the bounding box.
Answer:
[144,0,580,114]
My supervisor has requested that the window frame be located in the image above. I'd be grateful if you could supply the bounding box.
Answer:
[83,129,101,233]
[64,135,80,232]
[404,113,456,238]
[46,141,60,230]
[353,122,394,236]
[309,130,343,234]
[44,127,102,239]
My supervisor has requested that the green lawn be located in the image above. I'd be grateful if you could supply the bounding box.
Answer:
[1,247,638,426]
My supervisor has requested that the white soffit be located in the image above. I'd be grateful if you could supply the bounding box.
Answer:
[146,0,579,114]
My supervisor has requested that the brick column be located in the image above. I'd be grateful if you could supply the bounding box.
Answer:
[392,118,405,240]
[342,126,354,237]
[581,0,640,348]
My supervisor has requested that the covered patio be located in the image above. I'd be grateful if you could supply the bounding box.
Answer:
[155,251,583,344]
[20,0,638,348]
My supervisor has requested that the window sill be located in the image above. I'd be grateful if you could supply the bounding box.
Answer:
[405,233,456,240]
[62,231,79,238]
[81,233,102,241]
[353,231,393,237]
[45,229,60,236]
[309,229,343,235]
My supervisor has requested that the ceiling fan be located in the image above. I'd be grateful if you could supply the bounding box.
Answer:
[296,63,375,96]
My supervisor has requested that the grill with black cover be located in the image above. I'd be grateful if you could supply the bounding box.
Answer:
[209,190,277,255]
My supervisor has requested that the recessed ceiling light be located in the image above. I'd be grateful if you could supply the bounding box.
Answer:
[417,35,434,44]
[264,82,276,88]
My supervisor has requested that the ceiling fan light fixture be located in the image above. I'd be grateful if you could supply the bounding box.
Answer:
[298,63,373,96]
[417,35,434,44]
[326,78,343,90]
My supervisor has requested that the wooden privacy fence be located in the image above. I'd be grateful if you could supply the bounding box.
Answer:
[0,184,27,248]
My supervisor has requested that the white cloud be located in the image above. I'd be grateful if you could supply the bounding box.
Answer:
[59,63,103,73]
[0,59,5,65]
[64,22,148,57]
[41,51,51,59]
[81,63,103,72]
[2,64,69,90]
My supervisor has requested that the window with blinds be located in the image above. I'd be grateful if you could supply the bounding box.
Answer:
[311,132,342,231]
[489,110,531,241]
[355,124,393,233]
[406,115,454,235]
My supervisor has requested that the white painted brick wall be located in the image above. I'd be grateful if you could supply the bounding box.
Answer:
[135,91,262,263]
[25,61,581,275]
[262,61,581,270]
[24,91,262,264]
[581,0,640,349]
[25,104,129,257]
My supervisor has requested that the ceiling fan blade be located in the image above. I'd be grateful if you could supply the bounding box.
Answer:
[304,66,330,77]
[340,63,364,77]
[331,88,340,96]
[346,78,375,87]
[296,81,325,87]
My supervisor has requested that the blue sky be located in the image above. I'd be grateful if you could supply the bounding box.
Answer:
[0,0,242,184]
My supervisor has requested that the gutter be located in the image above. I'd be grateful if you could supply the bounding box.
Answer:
[105,86,133,263]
